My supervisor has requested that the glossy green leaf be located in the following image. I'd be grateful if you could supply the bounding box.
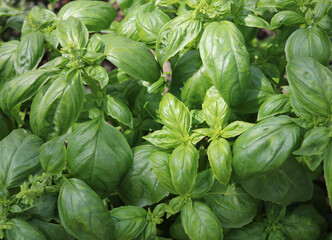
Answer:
[204,182,259,229]
[285,28,331,65]
[117,9,140,41]
[5,219,46,240]
[103,95,133,128]
[29,219,75,240]
[242,14,270,29]
[117,0,149,15]
[156,12,202,66]
[221,121,254,138]
[119,145,169,207]
[143,127,183,149]
[67,117,133,197]
[271,11,305,29]
[225,221,268,240]
[58,178,113,240]
[0,68,56,124]
[56,16,89,49]
[256,0,297,8]
[84,66,108,89]
[181,201,223,240]
[200,21,250,107]
[207,138,232,185]
[15,31,45,75]
[159,93,191,137]
[293,127,329,156]
[265,202,286,223]
[149,151,177,194]
[232,116,301,180]
[40,134,67,175]
[282,214,320,240]
[300,154,324,172]
[135,2,170,46]
[102,34,160,83]
[324,141,332,206]
[169,144,199,195]
[257,94,292,121]
[190,169,214,199]
[0,40,18,86]
[241,157,313,205]
[170,216,190,240]
[286,57,332,121]
[30,70,84,140]
[58,1,116,32]
[0,129,43,189]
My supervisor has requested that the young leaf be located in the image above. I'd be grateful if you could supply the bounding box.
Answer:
[84,66,109,89]
[241,14,271,29]
[0,40,19,86]
[190,169,214,199]
[103,95,133,128]
[221,121,254,138]
[207,138,232,185]
[200,21,250,107]
[270,11,305,29]
[257,94,292,121]
[143,127,183,149]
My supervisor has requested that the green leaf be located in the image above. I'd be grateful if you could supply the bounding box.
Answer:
[181,201,223,240]
[117,0,149,15]
[257,94,292,121]
[56,16,89,49]
[285,28,331,65]
[168,196,185,217]
[324,141,332,206]
[149,151,177,194]
[143,127,183,149]
[293,127,329,156]
[102,34,161,83]
[40,134,67,175]
[225,221,268,240]
[110,206,147,240]
[282,214,320,240]
[0,129,43,189]
[202,86,230,130]
[271,11,305,29]
[170,216,190,240]
[204,182,259,229]
[256,0,297,8]
[300,154,325,172]
[159,93,191,137]
[116,9,140,41]
[169,144,199,195]
[5,219,46,240]
[0,40,19,86]
[156,12,202,66]
[84,66,108,89]
[58,178,113,240]
[118,145,169,207]
[0,68,56,124]
[58,1,116,32]
[241,14,270,29]
[190,169,214,199]
[29,219,75,240]
[241,157,313,205]
[135,2,170,46]
[103,95,133,128]
[232,116,301,180]
[221,121,254,138]
[200,21,250,107]
[207,138,232,185]
[265,202,286,223]
[67,117,133,197]
[30,70,85,140]
[15,31,45,75]
[286,57,332,121]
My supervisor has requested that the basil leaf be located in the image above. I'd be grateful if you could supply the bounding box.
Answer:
[5,219,46,240]
[102,34,160,83]
[202,86,230,130]
[40,134,67,175]
[285,27,331,65]
[265,202,286,223]
[225,221,268,240]
[117,10,140,41]
[242,14,270,29]
[169,144,199,195]
[143,127,183,149]
[241,157,313,205]
[204,182,259,229]
[149,151,177,194]
[207,138,232,185]
[135,2,170,46]
[270,11,305,29]
[117,0,149,15]
[256,0,297,8]
[119,145,169,207]
[56,16,89,49]
[110,206,147,240]
[221,121,254,138]
[282,214,320,240]
[0,40,18,86]
[168,196,185,217]
[0,129,43,189]
[257,94,292,121]
[0,68,56,124]
[286,57,332,121]
[324,141,332,206]
[293,127,330,156]
[30,70,84,140]
[232,116,301,180]
[67,117,133,197]
[200,21,250,107]
[156,12,202,66]
[190,169,214,199]
[170,216,190,240]
[181,201,223,240]
[15,31,45,75]
[159,93,191,137]
[103,95,133,128]
[0,115,10,141]
[29,219,75,240]
[58,1,116,32]
[58,178,113,240]
[84,66,108,89]
[300,154,325,172]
